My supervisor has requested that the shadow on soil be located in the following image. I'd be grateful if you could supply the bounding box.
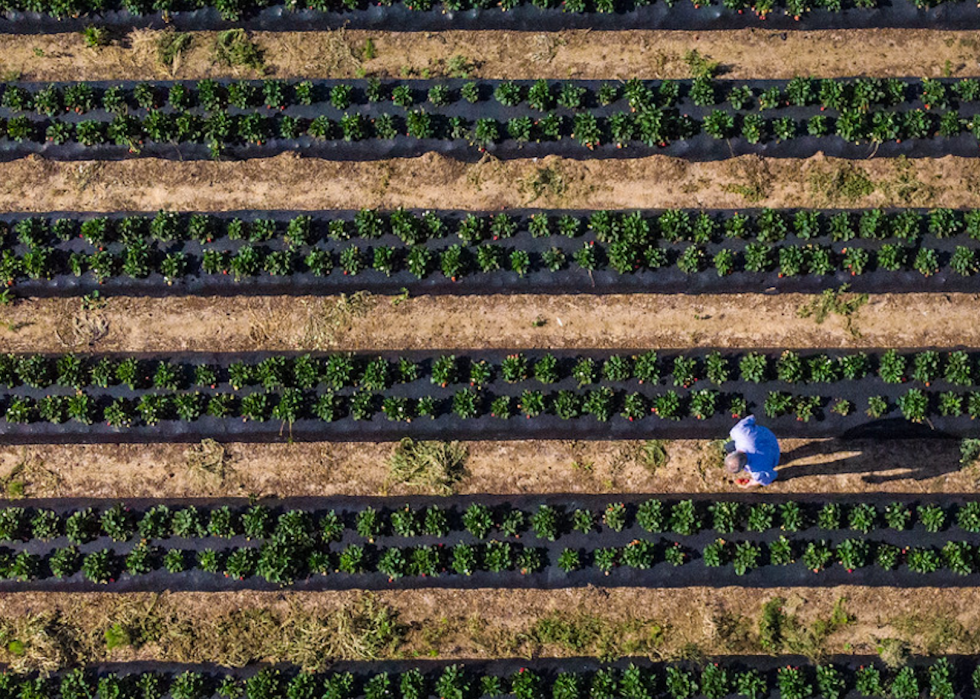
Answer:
[778,429,962,484]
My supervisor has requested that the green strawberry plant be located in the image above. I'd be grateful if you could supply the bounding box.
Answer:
[602,502,627,532]
[778,666,812,699]
[557,548,581,573]
[490,396,513,419]
[584,387,615,421]
[451,544,477,576]
[735,671,767,699]
[856,667,885,698]
[897,388,928,423]
[746,503,775,532]
[815,667,844,699]
[942,541,974,575]
[739,353,768,383]
[356,507,383,542]
[938,392,963,417]
[764,391,794,418]
[669,500,700,536]
[866,395,889,419]
[530,505,561,541]
[836,538,869,572]
[912,350,941,385]
[884,503,912,530]
[636,500,667,533]
[483,540,513,572]
[906,547,941,574]
[848,503,877,534]
[665,668,697,699]
[463,504,493,538]
[621,393,646,421]
[710,501,740,534]
[173,507,208,539]
[917,504,946,533]
[817,503,841,530]
[699,664,730,699]
[82,549,115,584]
[945,351,973,385]
[803,541,832,573]
[769,536,794,566]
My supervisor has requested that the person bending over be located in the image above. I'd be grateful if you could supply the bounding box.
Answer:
[724,414,780,488]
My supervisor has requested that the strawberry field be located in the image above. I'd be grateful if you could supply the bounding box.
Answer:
[3,77,980,160]
[2,1,980,696]
[0,349,979,441]
[5,207,980,296]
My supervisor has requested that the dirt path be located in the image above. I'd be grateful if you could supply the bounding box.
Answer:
[0,437,970,501]
[5,29,980,82]
[0,587,976,671]
[3,290,979,354]
[0,153,969,214]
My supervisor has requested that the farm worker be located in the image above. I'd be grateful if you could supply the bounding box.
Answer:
[723,414,780,488]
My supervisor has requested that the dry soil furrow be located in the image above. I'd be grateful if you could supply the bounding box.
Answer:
[0,587,975,671]
[0,153,968,213]
[2,291,978,354]
[0,437,969,501]
[4,29,980,82]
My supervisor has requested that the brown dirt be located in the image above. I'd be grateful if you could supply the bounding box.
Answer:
[0,437,972,501]
[4,29,980,82]
[2,290,979,354]
[0,587,978,671]
[0,153,970,213]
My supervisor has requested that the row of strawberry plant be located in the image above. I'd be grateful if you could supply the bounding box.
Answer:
[13,386,966,426]
[0,351,977,434]
[1,350,979,392]
[0,539,547,584]
[2,659,977,699]
[4,498,980,546]
[0,0,969,23]
[578,537,980,576]
[0,387,969,427]
[3,78,978,115]
[5,208,980,249]
[9,535,980,585]
[5,107,980,154]
[6,238,977,287]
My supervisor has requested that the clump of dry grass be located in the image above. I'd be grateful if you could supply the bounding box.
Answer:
[0,612,75,675]
[300,291,376,349]
[184,438,230,488]
[385,438,468,495]
[0,593,405,673]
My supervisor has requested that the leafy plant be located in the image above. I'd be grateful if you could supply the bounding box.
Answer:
[777,667,812,699]
[884,502,911,530]
[848,503,877,534]
[665,668,697,699]
[802,541,832,573]
[603,503,627,532]
[710,501,740,534]
[918,503,946,533]
[669,500,700,536]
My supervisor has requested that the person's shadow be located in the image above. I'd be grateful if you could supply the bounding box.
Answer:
[777,420,962,483]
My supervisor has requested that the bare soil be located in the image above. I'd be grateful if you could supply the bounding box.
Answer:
[0,153,971,213]
[4,29,980,82]
[0,437,972,501]
[0,587,978,671]
[2,290,979,354]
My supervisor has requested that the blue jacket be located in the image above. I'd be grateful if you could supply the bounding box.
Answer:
[729,415,780,485]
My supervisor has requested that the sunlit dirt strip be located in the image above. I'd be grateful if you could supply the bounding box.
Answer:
[0,153,973,213]
[0,587,976,669]
[2,29,980,83]
[0,438,964,500]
